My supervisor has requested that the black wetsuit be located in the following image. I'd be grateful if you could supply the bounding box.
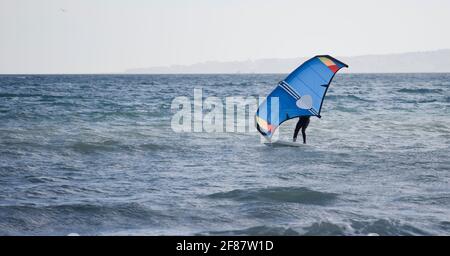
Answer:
[293,116,310,144]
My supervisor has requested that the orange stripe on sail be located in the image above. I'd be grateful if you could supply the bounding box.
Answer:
[318,57,335,67]
[319,57,339,73]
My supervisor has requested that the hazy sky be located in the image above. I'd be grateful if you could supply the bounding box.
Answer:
[1,0,449,73]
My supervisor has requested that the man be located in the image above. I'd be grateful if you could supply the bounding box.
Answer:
[293,116,310,144]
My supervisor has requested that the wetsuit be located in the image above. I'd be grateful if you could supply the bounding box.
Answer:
[293,116,310,144]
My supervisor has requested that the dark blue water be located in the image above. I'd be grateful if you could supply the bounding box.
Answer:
[0,74,449,235]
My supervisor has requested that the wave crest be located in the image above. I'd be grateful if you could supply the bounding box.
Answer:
[208,187,338,205]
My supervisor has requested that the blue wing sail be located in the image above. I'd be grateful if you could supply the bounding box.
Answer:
[255,55,348,137]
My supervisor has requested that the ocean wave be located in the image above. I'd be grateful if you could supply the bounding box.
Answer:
[302,221,346,235]
[24,175,68,184]
[0,93,81,100]
[326,94,374,102]
[220,81,253,87]
[347,219,429,236]
[395,194,450,205]
[439,221,450,232]
[138,143,173,151]
[85,110,163,120]
[139,81,158,85]
[412,174,440,182]
[0,93,42,98]
[0,202,165,235]
[302,219,429,236]
[398,98,438,103]
[397,88,443,94]
[68,140,172,153]
[207,187,338,205]
[199,225,300,236]
[199,219,429,236]
[70,140,123,153]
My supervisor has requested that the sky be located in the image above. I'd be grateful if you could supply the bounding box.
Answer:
[1,0,449,74]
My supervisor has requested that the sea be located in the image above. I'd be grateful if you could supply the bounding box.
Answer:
[0,73,449,235]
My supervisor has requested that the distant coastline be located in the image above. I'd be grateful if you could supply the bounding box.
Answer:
[126,49,450,74]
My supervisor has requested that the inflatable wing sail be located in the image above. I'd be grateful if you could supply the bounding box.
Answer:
[255,55,348,138]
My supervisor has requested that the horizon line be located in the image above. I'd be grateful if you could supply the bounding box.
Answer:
[1,72,450,75]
